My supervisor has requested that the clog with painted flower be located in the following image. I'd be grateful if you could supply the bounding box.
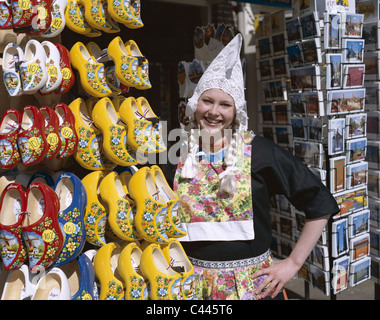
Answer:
[98,171,141,241]
[0,109,21,169]
[151,165,186,238]
[54,102,78,159]
[54,43,75,94]
[125,40,151,90]
[60,253,96,300]
[107,0,141,28]
[25,0,53,35]
[94,242,125,300]
[82,171,107,246]
[39,106,61,162]
[52,172,86,267]
[80,0,118,32]
[40,41,63,94]
[17,106,48,166]
[140,242,182,300]
[0,183,28,270]
[64,0,91,34]
[2,43,23,97]
[118,242,148,300]
[85,41,121,96]
[21,182,64,272]
[0,0,13,29]
[69,97,105,170]
[128,166,168,244]
[70,42,112,97]
[92,97,137,166]
[127,0,143,29]
[42,0,67,37]
[11,0,35,28]
[19,40,48,95]
[162,238,195,300]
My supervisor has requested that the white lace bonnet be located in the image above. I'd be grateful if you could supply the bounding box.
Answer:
[185,33,248,130]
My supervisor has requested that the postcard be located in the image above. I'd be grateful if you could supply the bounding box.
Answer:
[271,32,286,55]
[310,167,327,186]
[346,161,368,189]
[324,12,341,49]
[286,44,304,67]
[350,233,370,262]
[257,37,272,59]
[368,169,380,198]
[257,59,273,81]
[309,264,330,296]
[304,91,324,116]
[260,125,275,142]
[328,118,345,155]
[342,39,365,63]
[357,0,379,23]
[272,56,289,79]
[327,88,366,115]
[288,92,305,114]
[286,18,302,43]
[275,125,292,145]
[367,111,380,139]
[349,209,370,238]
[363,51,380,81]
[371,229,380,256]
[350,256,371,287]
[260,104,274,123]
[274,103,291,124]
[342,13,364,38]
[300,12,321,39]
[301,38,322,65]
[329,156,346,193]
[364,81,380,111]
[262,79,287,101]
[332,218,349,257]
[326,53,342,90]
[370,198,380,227]
[311,244,329,271]
[342,64,365,89]
[346,113,367,139]
[308,117,323,142]
[334,186,368,218]
[367,141,380,169]
[362,21,380,51]
[291,117,308,139]
[293,140,323,168]
[346,137,367,163]
[292,0,317,17]
[289,65,321,91]
[331,255,349,294]
[280,216,294,240]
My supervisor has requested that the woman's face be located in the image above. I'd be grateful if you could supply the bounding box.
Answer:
[195,89,236,135]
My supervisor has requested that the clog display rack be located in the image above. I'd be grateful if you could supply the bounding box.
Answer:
[255,0,376,298]
[0,0,196,300]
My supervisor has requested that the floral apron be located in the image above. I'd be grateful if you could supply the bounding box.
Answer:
[174,131,272,300]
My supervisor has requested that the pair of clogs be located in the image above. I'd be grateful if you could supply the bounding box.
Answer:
[2,40,73,97]
[0,182,63,272]
[141,239,195,300]
[107,0,143,29]
[107,36,151,90]
[119,96,166,154]
[129,166,187,244]
[94,241,148,300]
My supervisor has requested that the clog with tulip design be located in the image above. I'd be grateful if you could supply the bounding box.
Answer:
[0,109,21,169]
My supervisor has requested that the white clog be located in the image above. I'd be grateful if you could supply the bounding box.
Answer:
[2,43,24,96]
[40,41,63,94]
[32,267,71,300]
[1,264,37,300]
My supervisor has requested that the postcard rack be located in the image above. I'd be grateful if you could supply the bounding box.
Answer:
[257,0,377,299]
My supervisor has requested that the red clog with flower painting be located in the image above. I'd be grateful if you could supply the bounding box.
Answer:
[0,109,21,169]
[40,106,62,161]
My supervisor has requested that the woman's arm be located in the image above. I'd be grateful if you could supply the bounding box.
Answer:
[252,213,331,299]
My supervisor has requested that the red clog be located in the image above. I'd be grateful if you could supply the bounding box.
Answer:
[0,109,21,169]
[40,106,62,161]
[54,44,75,94]
[17,106,48,166]
[0,183,28,270]
[0,0,13,29]
[26,0,53,35]
[21,182,64,272]
[54,103,78,159]
[11,0,36,29]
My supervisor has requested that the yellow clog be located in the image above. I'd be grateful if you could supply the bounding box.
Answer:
[80,0,114,32]
[69,97,106,170]
[107,0,142,28]
[92,97,137,166]
[82,171,108,246]
[128,166,168,244]
[69,42,112,97]
[162,239,195,300]
[94,242,125,300]
[140,243,182,300]
[99,171,141,241]
[151,165,186,238]
[64,0,91,34]
[125,40,151,90]
[118,242,149,300]
[127,0,143,29]
[119,97,155,154]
